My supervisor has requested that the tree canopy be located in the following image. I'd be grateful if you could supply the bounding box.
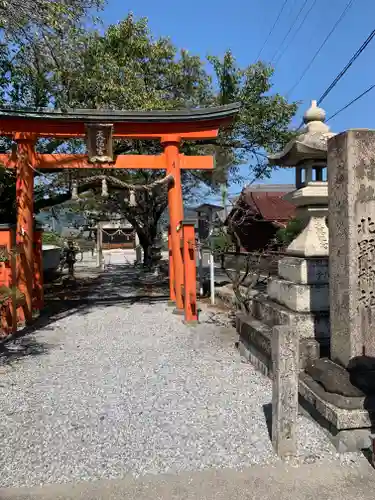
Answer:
[0,0,104,34]
[0,7,297,262]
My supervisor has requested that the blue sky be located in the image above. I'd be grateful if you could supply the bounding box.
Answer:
[100,0,375,197]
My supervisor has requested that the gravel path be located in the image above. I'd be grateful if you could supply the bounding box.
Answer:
[0,256,362,488]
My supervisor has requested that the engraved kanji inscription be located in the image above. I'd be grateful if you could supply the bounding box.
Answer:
[85,123,114,163]
[357,217,375,308]
[314,217,329,250]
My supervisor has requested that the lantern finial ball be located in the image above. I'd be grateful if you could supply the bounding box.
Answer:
[303,99,326,124]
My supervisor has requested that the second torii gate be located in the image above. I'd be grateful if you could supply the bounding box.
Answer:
[0,104,239,324]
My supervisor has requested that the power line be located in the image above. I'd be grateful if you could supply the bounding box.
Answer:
[286,0,354,98]
[326,83,375,122]
[271,0,310,64]
[255,0,290,62]
[274,0,318,68]
[295,25,375,131]
[317,29,375,106]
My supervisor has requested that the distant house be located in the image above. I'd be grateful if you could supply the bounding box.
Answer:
[226,184,296,251]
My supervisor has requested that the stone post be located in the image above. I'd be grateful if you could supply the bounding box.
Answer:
[134,232,143,266]
[96,221,103,269]
[271,325,299,459]
[328,129,375,366]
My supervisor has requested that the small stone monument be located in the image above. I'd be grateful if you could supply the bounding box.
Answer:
[329,129,375,366]
[299,129,375,452]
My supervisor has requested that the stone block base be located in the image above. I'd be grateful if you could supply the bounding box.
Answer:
[278,256,328,285]
[238,338,271,377]
[299,372,374,429]
[332,430,375,453]
[236,313,324,374]
[268,277,329,313]
[250,292,329,340]
[299,373,375,452]
[236,314,272,372]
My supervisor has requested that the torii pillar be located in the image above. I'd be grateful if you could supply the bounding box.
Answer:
[162,135,184,313]
[15,134,35,323]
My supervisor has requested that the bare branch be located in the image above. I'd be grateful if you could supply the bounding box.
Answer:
[220,243,280,312]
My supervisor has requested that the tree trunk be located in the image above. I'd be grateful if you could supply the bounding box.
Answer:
[104,188,168,268]
[126,212,161,268]
[142,243,152,267]
[137,233,154,267]
[135,223,156,268]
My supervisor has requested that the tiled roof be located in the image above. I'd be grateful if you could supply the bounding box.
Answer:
[240,188,295,222]
[194,203,224,212]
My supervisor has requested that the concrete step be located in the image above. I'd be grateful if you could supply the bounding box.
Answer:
[236,313,327,375]
[236,314,273,376]
[267,277,329,313]
[1,460,374,500]
[214,285,329,343]
[249,292,329,340]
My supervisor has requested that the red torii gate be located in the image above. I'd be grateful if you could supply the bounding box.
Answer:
[0,104,239,325]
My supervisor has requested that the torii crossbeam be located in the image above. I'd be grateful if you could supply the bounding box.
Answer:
[0,104,239,325]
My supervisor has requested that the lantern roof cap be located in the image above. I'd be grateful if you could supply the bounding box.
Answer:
[268,100,335,167]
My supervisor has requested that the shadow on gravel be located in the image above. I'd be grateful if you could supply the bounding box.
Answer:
[263,403,273,442]
[0,336,50,367]
[202,308,236,328]
[0,263,170,360]
[44,263,169,316]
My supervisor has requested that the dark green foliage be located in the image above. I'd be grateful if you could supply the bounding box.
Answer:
[276,218,304,246]
[42,231,62,246]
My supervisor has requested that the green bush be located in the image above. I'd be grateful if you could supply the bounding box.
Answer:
[209,231,234,254]
[276,218,304,246]
[42,232,62,247]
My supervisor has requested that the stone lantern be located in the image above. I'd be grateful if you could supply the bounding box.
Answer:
[268,100,335,258]
[235,101,337,390]
[263,100,336,364]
